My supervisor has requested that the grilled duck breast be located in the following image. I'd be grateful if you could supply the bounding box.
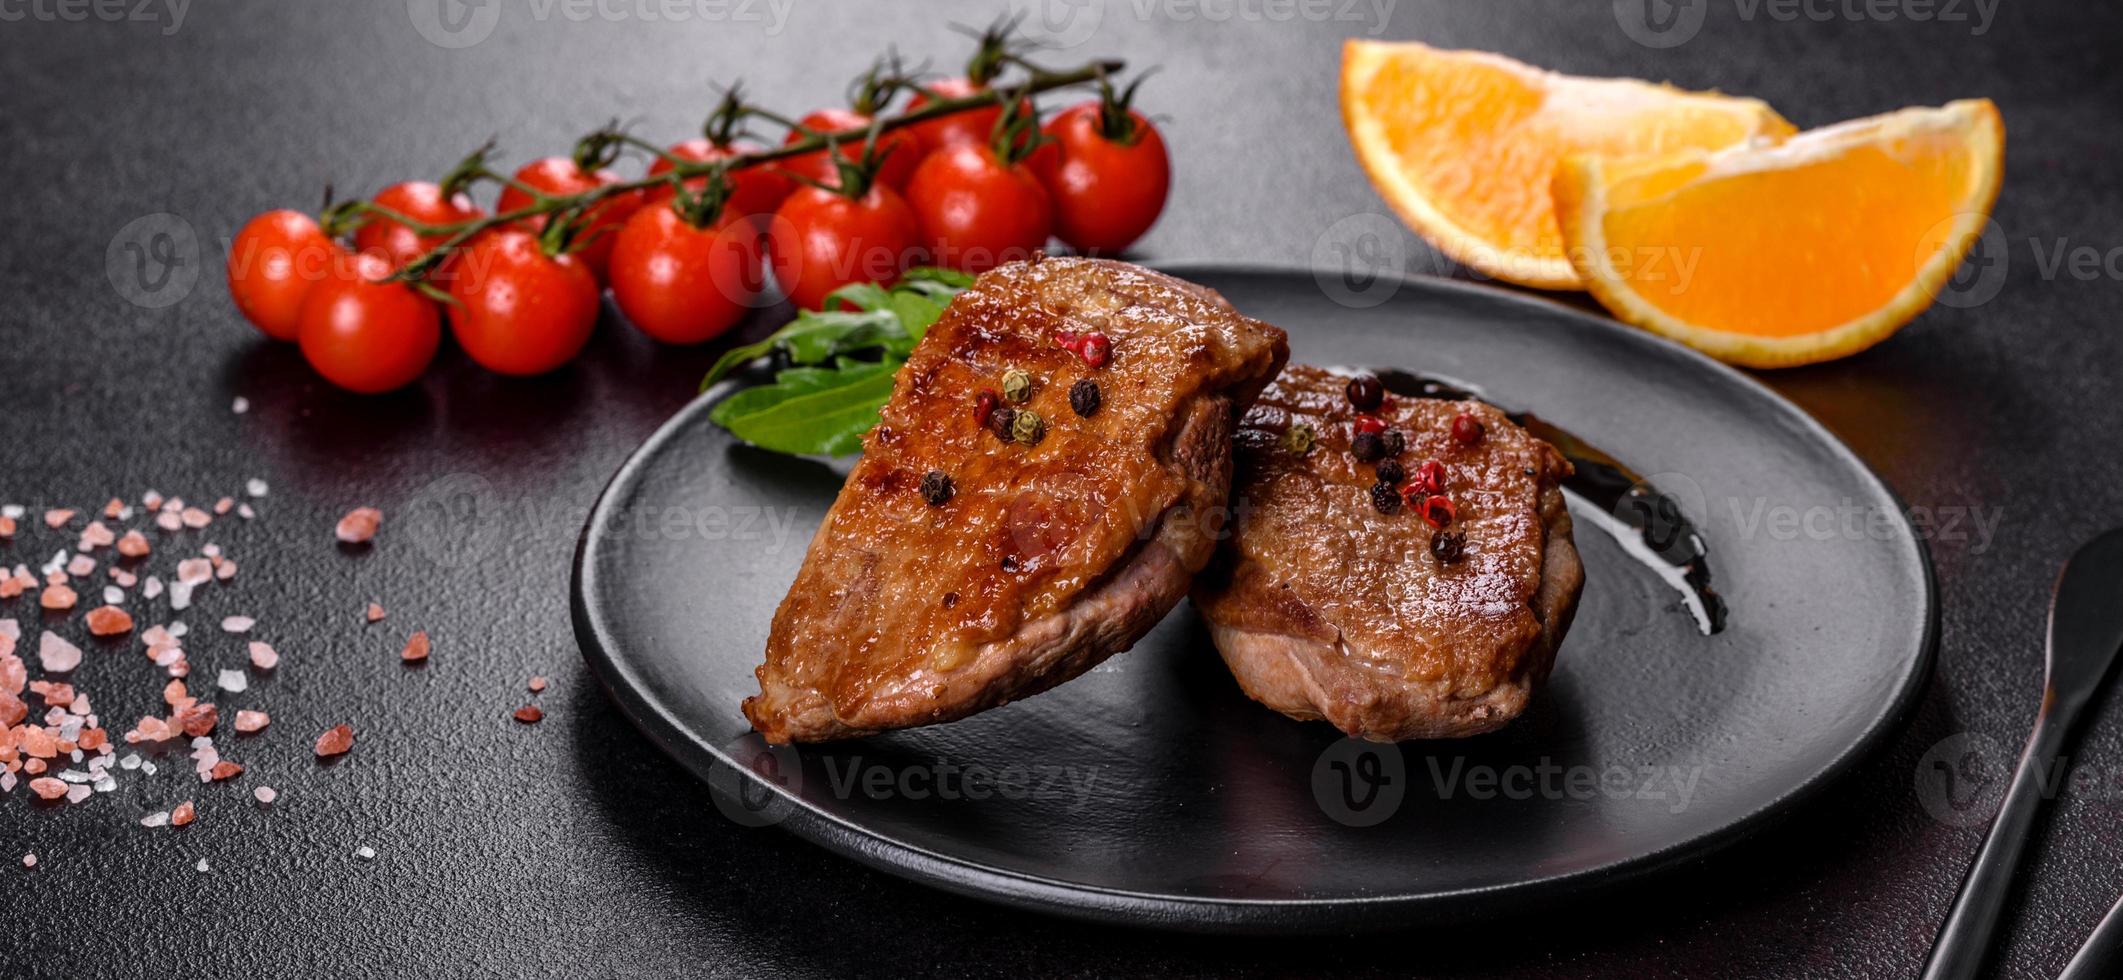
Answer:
[745,257,1288,743]
[1193,364,1583,741]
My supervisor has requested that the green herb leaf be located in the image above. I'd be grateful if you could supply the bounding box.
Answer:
[708,359,901,456]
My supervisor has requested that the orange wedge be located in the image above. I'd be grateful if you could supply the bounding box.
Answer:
[1341,40,1795,289]
[1555,99,2004,368]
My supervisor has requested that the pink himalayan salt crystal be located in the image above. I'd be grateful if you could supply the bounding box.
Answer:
[253,785,276,804]
[314,724,354,757]
[43,509,74,529]
[213,497,234,515]
[65,784,90,804]
[175,559,212,587]
[528,675,547,693]
[180,507,211,529]
[247,642,278,670]
[28,776,67,799]
[38,632,82,673]
[220,616,254,634]
[336,507,382,544]
[116,530,150,558]
[233,710,269,733]
[400,631,429,663]
[365,602,386,623]
[79,521,115,549]
[215,561,236,581]
[21,853,34,868]
[125,716,176,743]
[65,554,95,577]
[155,510,181,532]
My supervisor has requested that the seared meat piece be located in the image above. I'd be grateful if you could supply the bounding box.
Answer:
[1193,365,1582,741]
[745,257,1288,743]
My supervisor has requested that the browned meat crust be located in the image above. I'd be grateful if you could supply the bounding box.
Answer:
[1193,364,1583,741]
[745,257,1288,743]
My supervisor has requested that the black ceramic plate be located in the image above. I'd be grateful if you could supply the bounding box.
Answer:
[571,265,1936,933]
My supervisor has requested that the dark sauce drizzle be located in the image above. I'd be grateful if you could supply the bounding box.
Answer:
[1374,369,1728,635]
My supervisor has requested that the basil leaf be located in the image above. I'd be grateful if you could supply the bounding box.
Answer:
[709,360,901,456]
[823,281,895,313]
[900,266,976,289]
[700,310,908,391]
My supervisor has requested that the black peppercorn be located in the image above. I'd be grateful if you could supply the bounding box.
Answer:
[986,406,1017,440]
[1346,373,1384,412]
[1430,530,1466,564]
[919,470,954,506]
[1370,481,1401,514]
[1375,459,1405,485]
[1381,429,1405,457]
[1351,431,1385,462]
[1069,378,1101,417]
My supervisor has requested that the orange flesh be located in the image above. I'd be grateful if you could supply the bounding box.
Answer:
[1352,51,1788,264]
[1595,128,1985,337]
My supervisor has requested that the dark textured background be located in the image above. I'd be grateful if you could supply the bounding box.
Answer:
[2,1,2119,977]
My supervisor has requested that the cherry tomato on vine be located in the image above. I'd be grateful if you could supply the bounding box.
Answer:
[295,250,441,393]
[610,203,762,345]
[444,228,603,376]
[494,157,643,282]
[228,209,342,342]
[1035,101,1170,255]
[904,143,1052,274]
[767,182,919,311]
[905,79,1032,153]
[780,108,922,191]
[647,138,793,219]
[351,181,485,277]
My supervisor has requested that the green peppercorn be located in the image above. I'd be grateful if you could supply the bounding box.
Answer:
[1283,422,1316,454]
[1001,368,1033,405]
[1069,378,1101,417]
[1012,409,1046,445]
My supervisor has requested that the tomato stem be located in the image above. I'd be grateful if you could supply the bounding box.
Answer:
[377,57,1125,284]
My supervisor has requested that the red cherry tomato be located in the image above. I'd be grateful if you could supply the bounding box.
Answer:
[780,108,921,191]
[905,79,1032,153]
[295,251,441,393]
[445,228,603,376]
[494,157,643,282]
[351,181,485,278]
[1037,102,1171,255]
[609,203,762,345]
[904,144,1053,274]
[227,210,341,342]
[767,184,919,311]
[646,138,794,219]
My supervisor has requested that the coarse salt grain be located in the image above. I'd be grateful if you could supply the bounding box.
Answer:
[355,846,376,861]
[335,507,382,544]
[43,510,74,529]
[171,801,195,826]
[366,602,386,623]
[234,709,269,733]
[176,559,212,586]
[141,810,170,828]
[21,853,34,868]
[245,479,268,498]
[85,606,134,637]
[195,858,209,873]
[512,705,543,724]
[102,585,124,604]
[528,675,547,693]
[231,396,249,414]
[38,633,82,673]
[314,724,354,757]
[216,670,248,694]
[253,785,276,804]
[220,616,254,634]
[400,631,429,663]
[247,642,278,670]
[64,784,89,804]
[142,576,164,599]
